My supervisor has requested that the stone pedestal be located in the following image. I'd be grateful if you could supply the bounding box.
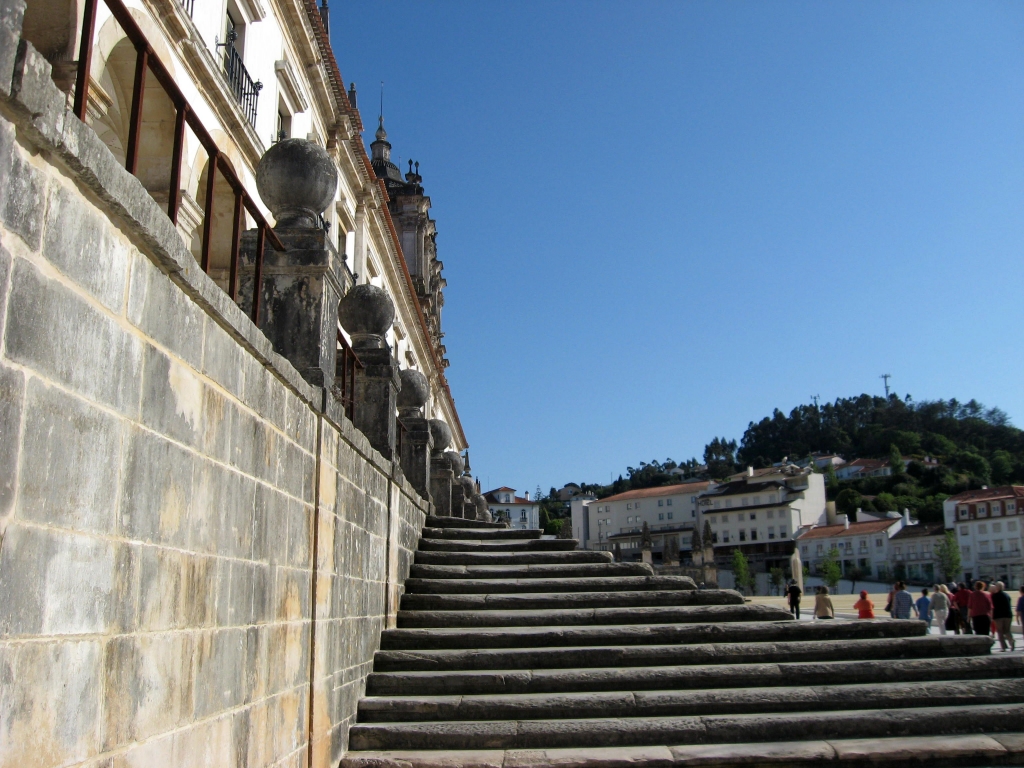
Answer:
[450,479,466,520]
[397,370,432,501]
[239,227,349,388]
[642,548,653,566]
[351,347,400,460]
[430,458,453,516]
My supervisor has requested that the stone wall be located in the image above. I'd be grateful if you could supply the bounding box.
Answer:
[0,29,428,768]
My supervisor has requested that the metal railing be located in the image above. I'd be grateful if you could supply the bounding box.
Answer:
[220,40,261,128]
[336,331,362,421]
[73,0,283,323]
[179,0,194,17]
[979,551,1022,561]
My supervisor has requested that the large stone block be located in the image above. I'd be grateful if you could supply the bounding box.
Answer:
[200,316,245,399]
[0,240,11,342]
[0,117,45,249]
[193,628,249,719]
[127,252,205,371]
[137,545,183,632]
[17,377,122,535]
[0,0,25,99]
[0,524,126,637]
[42,180,131,312]
[139,345,206,449]
[0,639,102,768]
[119,426,194,549]
[101,632,193,750]
[189,458,255,559]
[0,361,23,524]
[5,259,144,417]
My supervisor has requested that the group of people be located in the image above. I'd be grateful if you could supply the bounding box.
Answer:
[784,579,1023,653]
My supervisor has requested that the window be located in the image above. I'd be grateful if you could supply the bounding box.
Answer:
[658,500,664,507]
[636,502,641,509]
[627,503,632,510]
[993,522,1002,533]
[816,544,824,555]
[714,501,721,509]
[722,532,730,543]
[769,494,777,503]
[749,513,756,521]
[1009,521,1018,532]
[876,538,884,547]
[978,505,988,518]
[722,514,729,523]
[709,516,717,524]
[753,496,760,505]
[658,513,664,520]
[276,104,292,141]
[711,532,719,543]
[739,530,747,542]
[691,496,696,503]
[767,510,775,519]
[993,503,1002,515]
[893,546,902,556]
[742,497,749,506]
[667,512,673,520]
[958,507,968,519]
[750,529,758,541]
[1009,503,1016,512]
[996,541,1004,553]
[667,499,673,506]
[520,511,526,521]
[779,527,787,538]
[979,524,988,535]
[960,526,969,536]
[801,545,808,554]
[962,546,971,558]
[725,499,733,508]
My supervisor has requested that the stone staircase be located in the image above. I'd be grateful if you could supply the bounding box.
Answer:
[340,518,1024,767]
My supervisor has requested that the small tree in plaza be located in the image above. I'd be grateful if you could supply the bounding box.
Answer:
[769,567,786,596]
[936,530,962,582]
[731,549,754,595]
[821,547,842,593]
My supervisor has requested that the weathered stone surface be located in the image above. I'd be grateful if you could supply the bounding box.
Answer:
[255,138,338,228]
[403,574,698,595]
[399,588,747,613]
[0,91,46,249]
[417,538,578,553]
[409,561,652,579]
[0,360,24,524]
[413,550,613,566]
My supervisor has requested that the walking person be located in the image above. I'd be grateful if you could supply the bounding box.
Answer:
[955,582,973,634]
[968,580,993,637]
[854,590,875,619]
[814,586,835,620]
[787,580,803,620]
[1017,586,1024,633]
[892,581,914,619]
[990,581,1016,652]
[931,584,951,635]
[914,588,932,630]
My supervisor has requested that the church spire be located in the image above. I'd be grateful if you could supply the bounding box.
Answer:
[371,114,391,163]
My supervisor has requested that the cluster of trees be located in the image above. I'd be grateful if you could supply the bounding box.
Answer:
[551,393,1020,525]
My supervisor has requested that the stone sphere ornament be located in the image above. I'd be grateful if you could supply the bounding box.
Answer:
[445,450,464,476]
[397,369,430,412]
[428,419,451,454]
[255,138,338,228]
[338,284,395,348]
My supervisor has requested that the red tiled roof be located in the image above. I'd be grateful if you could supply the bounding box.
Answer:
[796,519,900,540]
[599,482,711,504]
[947,486,1024,503]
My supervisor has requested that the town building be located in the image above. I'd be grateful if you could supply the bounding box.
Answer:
[888,522,948,584]
[944,487,1024,588]
[575,482,712,560]
[795,513,908,582]
[835,458,892,481]
[699,465,827,573]
[484,487,541,529]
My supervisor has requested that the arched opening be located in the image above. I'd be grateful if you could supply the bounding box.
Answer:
[21,0,79,91]
[89,35,177,202]
[191,156,249,294]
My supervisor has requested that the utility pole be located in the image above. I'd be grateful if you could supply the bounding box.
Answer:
[810,394,820,408]
[880,374,892,398]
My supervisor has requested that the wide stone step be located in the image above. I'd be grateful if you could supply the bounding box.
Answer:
[358,677,1024,723]
[421,527,543,541]
[396,603,791,629]
[340,732,1024,768]
[414,551,612,566]
[372,634,987,672]
[400,588,745,612]
[418,538,579,552]
[426,515,508,529]
[380,618,921,652]
[366,654,1024,697]
[347,702,1024,751]
[408,562,654,580]
[403,575,697,595]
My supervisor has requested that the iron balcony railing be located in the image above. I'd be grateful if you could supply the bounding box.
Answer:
[221,40,261,127]
[179,0,194,17]
[978,551,1023,561]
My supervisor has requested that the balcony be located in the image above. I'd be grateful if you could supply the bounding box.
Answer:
[978,551,1023,561]
[220,39,262,127]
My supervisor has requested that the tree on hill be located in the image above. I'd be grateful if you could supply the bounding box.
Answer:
[936,531,962,582]
[705,437,738,479]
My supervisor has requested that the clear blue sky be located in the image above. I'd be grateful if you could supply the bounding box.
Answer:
[335,2,1024,495]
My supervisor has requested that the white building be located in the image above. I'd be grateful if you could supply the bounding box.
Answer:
[944,487,1024,588]
[699,465,828,573]
[835,458,892,481]
[795,513,908,582]
[575,482,712,558]
[484,487,541,530]
[888,521,948,584]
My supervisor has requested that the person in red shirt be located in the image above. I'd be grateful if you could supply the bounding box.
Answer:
[968,580,994,636]
[954,582,973,634]
[854,590,875,619]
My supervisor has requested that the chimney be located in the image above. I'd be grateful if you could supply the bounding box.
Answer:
[524,491,529,501]
[844,515,850,530]
[747,466,754,478]
[903,508,911,526]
